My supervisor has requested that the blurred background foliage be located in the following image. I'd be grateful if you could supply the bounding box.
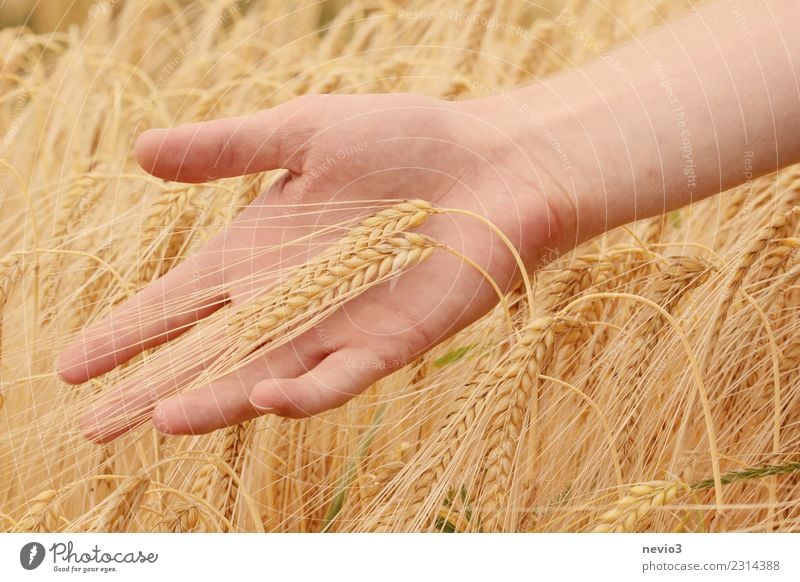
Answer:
[0,1,563,33]
[0,0,356,32]
[0,0,97,32]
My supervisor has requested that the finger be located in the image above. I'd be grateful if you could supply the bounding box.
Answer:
[58,170,302,385]
[135,96,323,183]
[57,253,226,385]
[152,345,318,435]
[248,347,389,419]
[153,380,256,436]
[80,383,159,444]
[79,323,230,443]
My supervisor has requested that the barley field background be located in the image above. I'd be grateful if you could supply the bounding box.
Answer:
[0,0,93,32]
[0,0,798,533]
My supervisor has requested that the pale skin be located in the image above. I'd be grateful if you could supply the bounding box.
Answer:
[57,0,800,442]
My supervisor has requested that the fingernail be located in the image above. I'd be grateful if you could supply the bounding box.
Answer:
[249,389,278,414]
[250,399,279,415]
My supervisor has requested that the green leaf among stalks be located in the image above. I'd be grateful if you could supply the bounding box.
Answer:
[691,461,800,490]
[433,345,474,368]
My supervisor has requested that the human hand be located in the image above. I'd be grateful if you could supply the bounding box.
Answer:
[56,92,572,442]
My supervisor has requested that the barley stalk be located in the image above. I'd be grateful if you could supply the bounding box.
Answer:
[219,420,253,527]
[54,175,99,238]
[0,254,22,306]
[167,505,198,532]
[137,185,199,286]
[374,316,579,532]
[372,348,500,531]
[591,481,690,533]
[709,206,799,352]
[474,317,563,532]
[16,489,61,533]
[3,0,800,537]
[224,200,437,361]
[615,257,714,459]
[91,475,150,533]
[592,461,800,533]
[0,253,23,364]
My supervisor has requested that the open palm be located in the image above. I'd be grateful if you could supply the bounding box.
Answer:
[57,92,569,441]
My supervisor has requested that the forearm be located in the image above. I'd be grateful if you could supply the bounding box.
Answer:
[479,0,800,246]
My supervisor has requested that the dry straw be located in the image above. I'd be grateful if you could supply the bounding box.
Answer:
[0,0,799,534]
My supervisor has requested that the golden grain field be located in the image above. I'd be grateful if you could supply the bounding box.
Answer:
[0,0,798,533]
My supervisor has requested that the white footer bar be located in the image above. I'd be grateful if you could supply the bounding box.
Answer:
[1,533,797,581]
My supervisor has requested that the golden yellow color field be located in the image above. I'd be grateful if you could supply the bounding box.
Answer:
[0,0,798,533]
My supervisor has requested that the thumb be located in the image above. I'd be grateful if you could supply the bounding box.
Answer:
[134,95,323,183]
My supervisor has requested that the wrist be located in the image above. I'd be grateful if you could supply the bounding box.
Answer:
[460,85,610,256]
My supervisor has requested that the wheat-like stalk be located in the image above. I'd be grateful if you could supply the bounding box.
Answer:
[371,316,580,532]
[592,461,800,533]
[591,481,690,533]
[0,253,23,364]
[225,200,437,360]
[54,175,99,238]
[15,489,62,533]
[0,253,23,306]
[709,206,800,351]
[474,317,565,532]
[3,0,800,536]
[219,420,253,526]
[369,348,501,531]
[90,475,150,533]
[164,503,202,533]
[137,185,199,286]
